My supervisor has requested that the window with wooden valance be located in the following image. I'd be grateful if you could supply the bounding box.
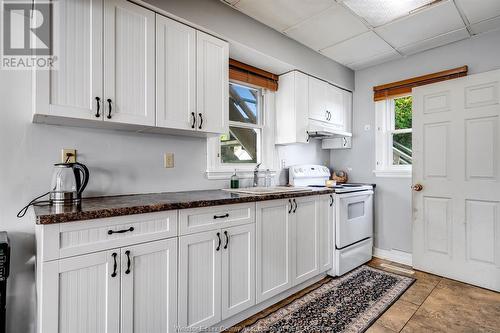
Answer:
[229,59,279,91]
[373,66,468,101]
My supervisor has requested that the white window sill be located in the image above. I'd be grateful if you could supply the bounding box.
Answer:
[373,169,412,178]
[206,169,277,180]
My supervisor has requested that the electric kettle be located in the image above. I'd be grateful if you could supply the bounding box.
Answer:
[49,162,90,205]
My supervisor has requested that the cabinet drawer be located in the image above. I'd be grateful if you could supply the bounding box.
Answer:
[37,211,178,261]
[179,203,255,235]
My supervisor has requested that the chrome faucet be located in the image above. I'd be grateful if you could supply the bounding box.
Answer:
[253,163,262,187]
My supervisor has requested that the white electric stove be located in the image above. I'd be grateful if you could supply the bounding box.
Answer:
[289,164,374,276]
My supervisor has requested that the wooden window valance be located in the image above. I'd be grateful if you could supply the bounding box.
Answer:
[373,66,468,101]
[229,59,279,91]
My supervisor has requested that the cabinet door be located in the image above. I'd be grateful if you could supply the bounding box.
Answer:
[221,224,255,320]
[39,250,120,333]
[292,196,320,285]
[121,238,178,333]
[256,199,293,303]
[326,85,344,129]
[308,77,328,123]
[319,195,334,273]
[156,14,196,130]
[178,231,222,329]
[104,0,155,126]
[342,90,352,133]
[35,0,103,120]
[196,31,229,133]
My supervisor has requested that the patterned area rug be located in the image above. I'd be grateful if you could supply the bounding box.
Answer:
[241,265,415,333]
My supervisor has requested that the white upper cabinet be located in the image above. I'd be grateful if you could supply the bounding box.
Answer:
[34,0,229,136]
[276,70,353,145]
[196,31,229,134]
[34,0,103,120]
[275,71,309,144]
[156,14,196,130]
[104,0,155,126]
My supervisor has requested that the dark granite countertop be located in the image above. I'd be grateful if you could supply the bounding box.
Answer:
[33,188,335,224]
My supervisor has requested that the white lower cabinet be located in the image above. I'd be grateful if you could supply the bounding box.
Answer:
[120,239,178,333]
[178,224,255,330]
[256,199,293,303]
[292,196,320,285]
[319,194,334,272]
[38,238,177,333]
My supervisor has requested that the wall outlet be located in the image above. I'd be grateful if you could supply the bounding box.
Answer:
[164,153,174,168]
[61,149,77,163]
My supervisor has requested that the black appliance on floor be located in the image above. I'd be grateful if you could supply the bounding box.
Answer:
[0,232,9,333]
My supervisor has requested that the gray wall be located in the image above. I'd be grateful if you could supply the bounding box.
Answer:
[0,1,340,332]
[330,30,500,254]
[141,0,354,90]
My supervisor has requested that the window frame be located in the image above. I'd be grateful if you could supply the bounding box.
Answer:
[374,95,412,178]
[206,80,276,179]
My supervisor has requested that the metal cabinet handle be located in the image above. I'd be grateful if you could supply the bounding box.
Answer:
[293,199,297,213]
[107,99,112,119]
[191,112,196,129]
[224,230,229,249]
[108,227,134,235]
[329,195,334,207]
[343,137,347,146]
[125,250,131,274]
[198,113,203,129]
[216,232,221,251]
[214,213,229,219]
[111,252,117,277]
[95,97,101,118]
[288,199,292,214]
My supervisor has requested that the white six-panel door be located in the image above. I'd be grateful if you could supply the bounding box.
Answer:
[120,239,178,333]
[413,69,500,291]
[256,199,293,303]
[221,224,256,320]
[178,231,222,329]
[39,250,120,333]
[292,196,320,285]
[156,14,196,130]
[104,0,155,126]
[196,31,229,133]
[35,0,103,120]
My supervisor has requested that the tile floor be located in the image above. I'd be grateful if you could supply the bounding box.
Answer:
[366,258,500,333]
[227,258,500,332]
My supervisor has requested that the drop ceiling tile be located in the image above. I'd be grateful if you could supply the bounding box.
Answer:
[285,4,369,50]
[375,0,465,48]
[456,0,500,24]
[221,0,240,5]
[398,28,469,55]
[321,31,395,66]
[234,0,334,32]
[349,51,402,70]
[470,15,500,35]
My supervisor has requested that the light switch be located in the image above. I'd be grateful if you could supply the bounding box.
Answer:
[164,153,174,168]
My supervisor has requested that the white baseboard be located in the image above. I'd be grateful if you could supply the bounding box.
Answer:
[373,247,413,266]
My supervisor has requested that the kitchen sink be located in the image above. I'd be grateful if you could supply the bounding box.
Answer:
[223,186,313,195]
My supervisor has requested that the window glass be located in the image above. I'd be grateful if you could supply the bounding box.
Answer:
[393,132,412,165]
[229,83,259,125]
[220,127,258,164]
[394,96,412,129]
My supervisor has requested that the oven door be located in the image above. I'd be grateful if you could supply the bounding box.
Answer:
[336,190,373,248]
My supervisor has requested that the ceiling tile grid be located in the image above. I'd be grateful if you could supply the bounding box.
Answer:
[222,0,500,70]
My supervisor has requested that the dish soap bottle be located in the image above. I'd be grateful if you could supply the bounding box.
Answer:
[230,170,239,189]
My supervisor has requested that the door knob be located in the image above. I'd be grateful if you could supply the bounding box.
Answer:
[412,184,423,192]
